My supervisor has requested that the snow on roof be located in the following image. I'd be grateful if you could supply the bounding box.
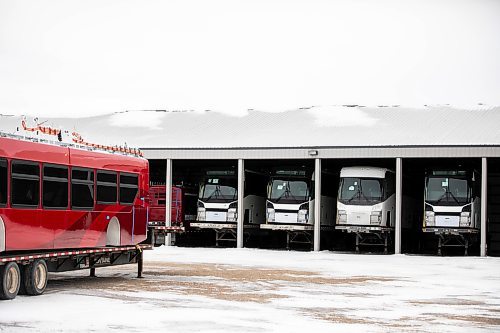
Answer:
[1,105,499,149]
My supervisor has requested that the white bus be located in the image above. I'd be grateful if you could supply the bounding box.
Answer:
[195,169,267,226]
[423,169,480,232]
[336,167,396,230]
[264,169,335,229]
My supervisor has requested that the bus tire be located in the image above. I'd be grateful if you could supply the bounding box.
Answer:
[23,259,48,296]
[0,262,21,300]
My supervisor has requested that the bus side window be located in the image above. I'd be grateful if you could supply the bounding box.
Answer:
[0,159,7,206]
[97,170,117,204]
[11,160,40,207]
[119,173,138,205]
[43,164,68,209]
[71,168,94,210]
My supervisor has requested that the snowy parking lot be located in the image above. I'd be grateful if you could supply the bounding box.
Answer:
[1,247,499,332]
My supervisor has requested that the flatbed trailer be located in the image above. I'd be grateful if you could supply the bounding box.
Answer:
[260,224,336,250]
[190,222,259,247]
[0,244,152,300]
[336,225,393,254]
[261,223,314,250]
[423,227,478,255]
[147,221,186,246]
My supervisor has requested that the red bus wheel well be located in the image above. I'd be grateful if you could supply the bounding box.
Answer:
[106,217,120,246]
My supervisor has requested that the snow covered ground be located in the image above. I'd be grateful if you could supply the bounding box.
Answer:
[1,247,499,332]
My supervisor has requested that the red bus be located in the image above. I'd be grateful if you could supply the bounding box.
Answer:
[0,135,149,253]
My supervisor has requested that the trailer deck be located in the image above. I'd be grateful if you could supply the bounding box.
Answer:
[0,244,152,300]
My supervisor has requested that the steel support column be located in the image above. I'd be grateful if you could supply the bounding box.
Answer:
[481,157,487,257]
[313,158,321,251]
[395,157,403,254]
[237,159,244,248]
[165,158,173,246]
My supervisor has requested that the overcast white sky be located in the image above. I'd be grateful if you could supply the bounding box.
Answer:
[0,0,499,117]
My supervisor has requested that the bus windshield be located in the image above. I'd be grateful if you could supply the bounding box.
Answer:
[338,177,384,205]
[425,177,471,205]
[268,179,309,203]
[199,178,237,202]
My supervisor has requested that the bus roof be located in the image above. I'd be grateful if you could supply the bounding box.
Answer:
[0,136,148,173]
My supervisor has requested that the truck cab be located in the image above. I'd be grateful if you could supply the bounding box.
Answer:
[336,167,396,229]
[266,170,314,225]
[423,169,479,231]
[196,170,238,224]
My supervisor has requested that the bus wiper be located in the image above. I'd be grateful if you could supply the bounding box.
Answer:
[286,183,299,200]
[358,183,370,201]
[448,191,461,205]
[205,185,221,201]
[347,187,361,203]
[275,183,291,202]
[434,191,448,205]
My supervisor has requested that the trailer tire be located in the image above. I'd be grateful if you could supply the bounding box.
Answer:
[0,262,21,300]
[23,259,48,296]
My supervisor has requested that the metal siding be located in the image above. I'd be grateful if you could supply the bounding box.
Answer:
[143,146,500,160]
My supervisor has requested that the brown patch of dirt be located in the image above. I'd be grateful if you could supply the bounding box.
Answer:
[409,298,486,306]
[145,261,394,285]
[47,262,394,304]
[420,313,500,326]
[301,308,366,325]
[48,275,285,303]
[303,308,419,331]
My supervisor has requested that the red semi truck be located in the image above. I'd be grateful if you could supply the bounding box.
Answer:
[0,129,151,300]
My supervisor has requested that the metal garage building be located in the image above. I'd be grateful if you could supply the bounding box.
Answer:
[139,105,500,256]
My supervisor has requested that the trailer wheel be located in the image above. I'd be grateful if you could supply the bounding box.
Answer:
[0,262,21,300]
[23,259,48,296]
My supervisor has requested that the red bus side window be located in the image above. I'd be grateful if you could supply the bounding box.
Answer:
[0,159,6,206]
[97,171,117,204]
[119,173,138,205]
[11,160,39,208]
[71,168,94,210]
[43,164,68,209]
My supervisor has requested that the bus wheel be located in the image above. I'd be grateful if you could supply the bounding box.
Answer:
[24,259,48,296]
[0,262,21,300]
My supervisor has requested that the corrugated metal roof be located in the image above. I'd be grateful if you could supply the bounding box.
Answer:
[1,106,499,150]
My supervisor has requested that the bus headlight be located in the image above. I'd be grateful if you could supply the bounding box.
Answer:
[267,201,275,222]
[337,210,347,224]
[425,211,435,226]
[460,212,471,227]
[370,211,382,224]
[297,209,308,223]
[267,208,275,222]
[227,208,237,222]
[197,207,206,221]
[297,203,309,223]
